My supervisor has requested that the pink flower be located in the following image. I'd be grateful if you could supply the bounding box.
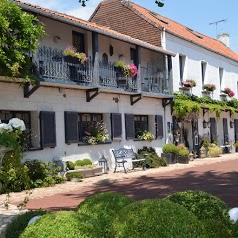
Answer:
[128,64,138,77]
[228,90,235,97]
[84,131,91,136]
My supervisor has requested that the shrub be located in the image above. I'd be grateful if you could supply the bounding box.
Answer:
[231,221,238,237]
[20,211,81,238]
[6,210,46,238]
[75,158,92,167]
[77,192,134,238]
[0,151,30,193]
[165,190,231,226]
[202,220,232,238]
[110,199,206,238]
[24,160,64,188]
[66,161,75,170]
[66,172,83,180]
[178,148,190,157]
[207,145,222,157]
[137,147,167,168]
[162,143,179,154]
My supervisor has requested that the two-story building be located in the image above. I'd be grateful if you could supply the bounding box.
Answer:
[90,0,238,152]
[0,0,175,169]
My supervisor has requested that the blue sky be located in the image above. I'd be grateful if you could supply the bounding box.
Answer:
[23,0,238,52]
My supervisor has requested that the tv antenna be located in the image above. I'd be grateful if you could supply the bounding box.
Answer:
[209,19,227,37]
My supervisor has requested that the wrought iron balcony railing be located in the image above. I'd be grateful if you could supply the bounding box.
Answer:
[30,46,172,95]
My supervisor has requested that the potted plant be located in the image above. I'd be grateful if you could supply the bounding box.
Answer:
[182,79,196,88]
[177,144,190,164]
[161,143,179,164]
[114,60,138,78]
[66,172,83,182]
[233,141,238,152]
[138,130,155,141]
[203,84,216,92]
[222,87,235,98]
[63,46,88,64]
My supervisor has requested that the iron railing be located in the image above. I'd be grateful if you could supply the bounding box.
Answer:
[31,46,172,94]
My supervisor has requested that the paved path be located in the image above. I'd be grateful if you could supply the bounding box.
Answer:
[0,154,238,237]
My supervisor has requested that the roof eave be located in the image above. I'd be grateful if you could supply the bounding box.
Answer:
[17,1,175,56]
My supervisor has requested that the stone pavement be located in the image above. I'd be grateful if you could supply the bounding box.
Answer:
[0,153,238,237]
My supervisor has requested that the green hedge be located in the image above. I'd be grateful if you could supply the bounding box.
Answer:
[165,190,231,226]
[20,211,81,238]
[110,199,206,238]
[6,210,46,238]
[76,192,134,238]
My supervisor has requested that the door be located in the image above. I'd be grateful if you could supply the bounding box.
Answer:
[223,118,229,144]
[234,119,238,142]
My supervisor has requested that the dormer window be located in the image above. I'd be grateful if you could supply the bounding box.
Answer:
[149,11,169,25]
[186,27,203,39]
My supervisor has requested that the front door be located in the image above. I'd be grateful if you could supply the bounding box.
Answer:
[223,118,229,144]
[234,119,238,142]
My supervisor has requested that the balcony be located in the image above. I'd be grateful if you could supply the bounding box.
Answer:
[30,46,173,96]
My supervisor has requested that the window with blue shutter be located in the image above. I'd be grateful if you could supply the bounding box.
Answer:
[40,111,56,148]
[111,113,122,140]
[65,112,79,144]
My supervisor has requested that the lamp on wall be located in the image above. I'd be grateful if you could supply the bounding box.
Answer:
[53,35,61,43]
[230,120,234,128]
[203,120,211,128]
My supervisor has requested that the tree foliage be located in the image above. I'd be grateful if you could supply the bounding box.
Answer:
[0,0,45,77]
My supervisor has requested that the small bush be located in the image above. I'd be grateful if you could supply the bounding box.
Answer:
[162,143,179,154]
[75,158,92,166]
[76,192,134,238]
[202,220,232,238]
[66,161,75,170]
[0,151,30,193]
[165,190,231,226]
[137,147,167,168]
[24,160,64,188]
[20,211,81,238]
[207,145,222,157]
[66,172,83,179]
[110,199,206,238]
[6,210,46,238]
[231,221,238,237]
[178,148,189,157]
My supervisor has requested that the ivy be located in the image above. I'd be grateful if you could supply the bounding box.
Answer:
[173,94,238,119]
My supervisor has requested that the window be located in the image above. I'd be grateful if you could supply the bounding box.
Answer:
[179,55,185,84]
[72,31,85,52]
[78,113,103,141]
[201,62,207,85]
[134,115,148,138]
[219,67,224,89]
[102,53,108,64]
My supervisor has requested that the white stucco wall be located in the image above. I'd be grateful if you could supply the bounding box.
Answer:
[0,81,169,170]
[166,32,238,100]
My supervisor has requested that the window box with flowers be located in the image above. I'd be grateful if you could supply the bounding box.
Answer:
[0,118,26,164]
[182,79,196,88]
[81,121,110,145]
[63,46,88,64]
[222,87,235,98]
[138,130,155,142]
[114,60,138,78]
[203,84,216,92]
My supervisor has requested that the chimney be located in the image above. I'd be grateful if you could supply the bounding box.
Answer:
[217,33,230,47]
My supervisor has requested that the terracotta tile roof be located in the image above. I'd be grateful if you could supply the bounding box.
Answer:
[123,1,238,62]
[14,0,175,56]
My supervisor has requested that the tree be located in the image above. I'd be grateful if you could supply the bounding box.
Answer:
[0,0,45,78]
[78,0,165,7]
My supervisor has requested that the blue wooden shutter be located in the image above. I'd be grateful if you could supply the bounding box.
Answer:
[40,111,56,148]
[111,113,122,140]
[65,112,78,144]
[125,114,135,140]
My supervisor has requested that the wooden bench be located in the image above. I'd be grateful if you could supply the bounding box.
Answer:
[112,148,146,173]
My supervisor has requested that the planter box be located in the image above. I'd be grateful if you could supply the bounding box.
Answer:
[177,156,189,164]
[67,166,103,178]
[64,55,80,64]
[161,153,177,164]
